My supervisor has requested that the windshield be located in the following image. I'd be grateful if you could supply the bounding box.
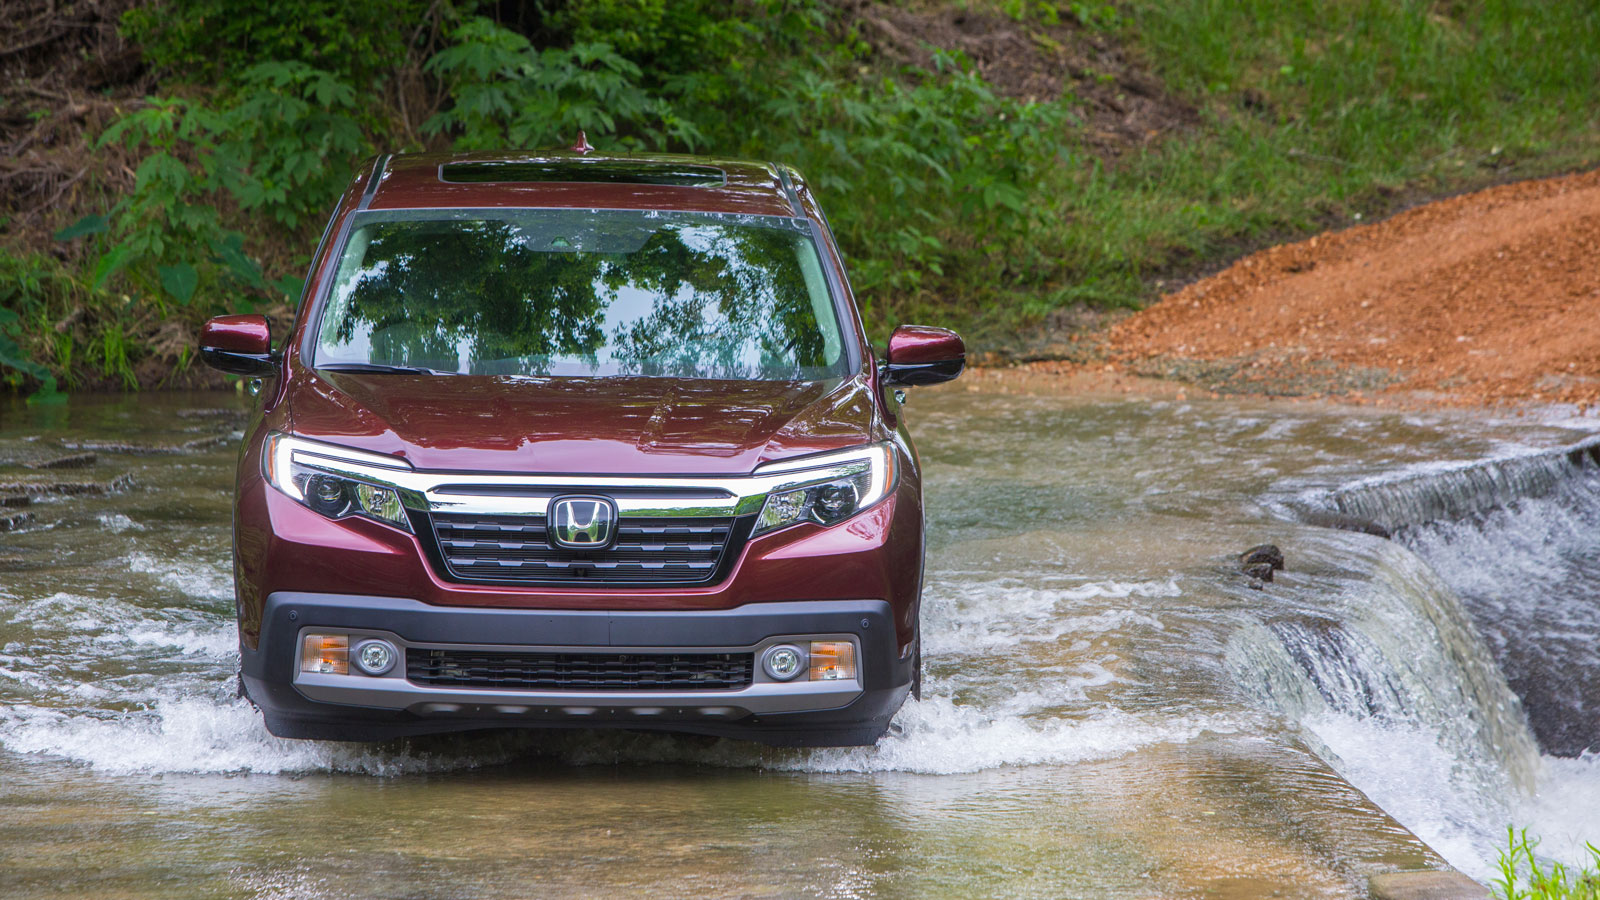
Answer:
[312,209,850,380]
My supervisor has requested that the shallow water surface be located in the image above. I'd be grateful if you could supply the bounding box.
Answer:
[1,389,1596,897]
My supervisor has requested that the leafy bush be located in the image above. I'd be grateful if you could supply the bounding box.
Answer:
[424,18,702,151]
[422,9,1072,330]
[752,53,1073,322]
[0,250,134,395]
[88,61,367,312]
[122,0,430,88]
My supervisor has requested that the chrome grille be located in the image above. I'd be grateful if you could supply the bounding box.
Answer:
[427,511,739,586]
[406,648,754,691]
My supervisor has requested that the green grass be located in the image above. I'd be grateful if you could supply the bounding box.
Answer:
[1495,828,1600,899]
[966,0,1593,333]
[945,0,1600,344]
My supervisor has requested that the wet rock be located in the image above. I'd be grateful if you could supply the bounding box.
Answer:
[24,451,97,470]
[1240,543,1284,570]
[1368,870,1488,900]
[177,407,247,420]
[1242,562,1275,583]
[62,434,230,455]
[0,511,34,532]
[0,472,134,496]
[0,494,31,508]
[1300,510,1392,539]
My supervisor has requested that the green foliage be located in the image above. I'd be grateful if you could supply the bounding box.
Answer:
[219,63,368,228]
[0,251,133,396]
[1495,828,1600,899]
[755,52,1073,319]
[421,7,1070,330]
[424,18,702,151]
[122,0,430,88]
[92,61,367,312]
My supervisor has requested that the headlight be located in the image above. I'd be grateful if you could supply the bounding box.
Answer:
[263,432,416,532]
[752,443,897,537]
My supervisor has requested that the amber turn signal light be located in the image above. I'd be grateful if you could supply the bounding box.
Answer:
[808,641,857,682]
[301,633,349,675]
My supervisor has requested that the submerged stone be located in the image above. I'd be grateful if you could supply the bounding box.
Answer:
[1301,509,1392,539]
[1242,561,1276,583]
[0,472,134,496]
[24,451,97,470]
[62,434,230,455]
[1368,870,1488,900]
[1240,543,1285,570]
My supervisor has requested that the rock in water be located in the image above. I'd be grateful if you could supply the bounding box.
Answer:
[24,451,97,470]
[1300,510,1392,539]
[1240,543,1285,570]
[1243,561,1276,583]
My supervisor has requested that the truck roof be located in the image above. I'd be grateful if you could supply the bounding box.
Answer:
[361,150,807,219]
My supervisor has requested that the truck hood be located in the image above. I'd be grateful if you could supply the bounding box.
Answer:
[284,371,879,475]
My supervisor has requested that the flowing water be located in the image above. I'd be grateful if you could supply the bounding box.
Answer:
[1,387,1597,898]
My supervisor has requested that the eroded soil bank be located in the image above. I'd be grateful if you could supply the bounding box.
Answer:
[1028,168,1600,413]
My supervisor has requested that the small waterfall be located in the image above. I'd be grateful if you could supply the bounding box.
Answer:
[1298,435,1600,755]
[1227,539,1542,795]
[1240,434,1600,876]
[1313,435,1600,534]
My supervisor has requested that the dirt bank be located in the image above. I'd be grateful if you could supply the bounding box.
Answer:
[1032,169,1600,412]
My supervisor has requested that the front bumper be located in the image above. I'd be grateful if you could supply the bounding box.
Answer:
[241,592,913,746]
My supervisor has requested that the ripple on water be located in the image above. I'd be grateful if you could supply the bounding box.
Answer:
[125,551,233,603]
[922,578,1177,655]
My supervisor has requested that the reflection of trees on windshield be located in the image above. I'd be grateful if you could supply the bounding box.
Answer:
[320,214,842,380]
[605,226,828,377]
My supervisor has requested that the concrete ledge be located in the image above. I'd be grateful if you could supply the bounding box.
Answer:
[1369,870,1489,900]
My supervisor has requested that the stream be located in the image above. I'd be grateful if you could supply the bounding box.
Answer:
[1,386,1596,898]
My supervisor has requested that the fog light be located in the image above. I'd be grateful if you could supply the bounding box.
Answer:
[809,641,857,681]
[763,644,805,681]
[353,639,397,676]
[300,633,348,675]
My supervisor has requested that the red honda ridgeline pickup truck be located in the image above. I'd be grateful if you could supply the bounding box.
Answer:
[199,150,964,747]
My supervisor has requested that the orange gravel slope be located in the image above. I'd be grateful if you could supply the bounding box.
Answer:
[1104,169,1600,410]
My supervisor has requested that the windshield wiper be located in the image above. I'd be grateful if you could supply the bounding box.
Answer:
[316,362,454,376]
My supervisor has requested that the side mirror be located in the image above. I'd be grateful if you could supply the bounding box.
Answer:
[199,314,278,377]
[883,325,965,387]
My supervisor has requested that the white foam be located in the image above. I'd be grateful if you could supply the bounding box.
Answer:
[126,551,232,602]
[8,591,234,659]
[0,696,524,776]
[551,697,1228,775]
[104,623,237,658]
[1303,711,1507,879]
[923,579,1176,655]
[1514,754,1600,870]
[96,513,144,533]
[1303,711,1600,882]
[766,699,1221,774]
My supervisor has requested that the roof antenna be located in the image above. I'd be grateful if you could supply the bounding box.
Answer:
[570,130,594,154]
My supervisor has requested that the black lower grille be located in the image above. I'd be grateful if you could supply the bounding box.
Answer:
[426,511,743,587]
[406,648,754,691]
